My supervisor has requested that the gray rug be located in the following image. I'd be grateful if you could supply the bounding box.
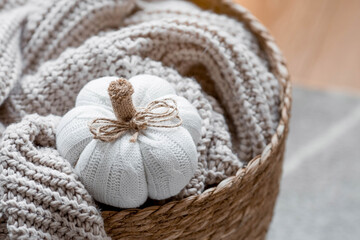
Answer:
[268,87,360,240]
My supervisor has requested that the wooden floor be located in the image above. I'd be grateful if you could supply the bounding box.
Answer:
[235,0,360,93]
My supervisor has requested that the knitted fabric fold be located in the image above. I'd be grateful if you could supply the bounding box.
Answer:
[0,0,280,237]
[0,114,110,240]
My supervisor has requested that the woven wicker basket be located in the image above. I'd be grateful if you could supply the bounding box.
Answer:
[101,0,292,239]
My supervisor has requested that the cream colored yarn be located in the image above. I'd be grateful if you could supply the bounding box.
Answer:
[0,114,110,239]
[0,0,280,237]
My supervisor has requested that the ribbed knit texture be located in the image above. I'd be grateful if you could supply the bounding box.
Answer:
[56,75,202,208]
[0,114,110,240]
[0,0,280,238]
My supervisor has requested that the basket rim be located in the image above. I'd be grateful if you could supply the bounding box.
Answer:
[101,0,292,219]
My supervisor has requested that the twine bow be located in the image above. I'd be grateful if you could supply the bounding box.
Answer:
[88,78,182,143]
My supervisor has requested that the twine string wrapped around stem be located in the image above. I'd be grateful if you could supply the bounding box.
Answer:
[88,78,182,142]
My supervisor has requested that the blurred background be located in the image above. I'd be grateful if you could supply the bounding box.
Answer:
[235,0,360,239]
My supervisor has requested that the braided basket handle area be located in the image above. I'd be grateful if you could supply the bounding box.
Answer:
[102,1,292,239]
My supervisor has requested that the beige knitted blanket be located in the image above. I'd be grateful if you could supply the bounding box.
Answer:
[0,0,280,239]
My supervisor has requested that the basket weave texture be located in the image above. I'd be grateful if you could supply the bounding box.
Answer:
[101,0,292,239]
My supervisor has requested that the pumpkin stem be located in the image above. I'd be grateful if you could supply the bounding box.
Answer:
[108,78,136,122]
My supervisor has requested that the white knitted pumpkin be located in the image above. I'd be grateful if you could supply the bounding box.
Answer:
[56,75,201,208]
